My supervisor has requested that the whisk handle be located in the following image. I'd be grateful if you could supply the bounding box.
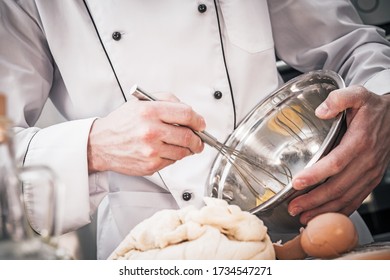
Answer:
[193,130,221,149]
[129,85,220,148]
[130,85,156,102]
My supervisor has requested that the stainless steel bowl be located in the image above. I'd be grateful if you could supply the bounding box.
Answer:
[206,70,346,234]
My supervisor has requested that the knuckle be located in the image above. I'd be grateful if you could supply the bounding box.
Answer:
[329,157,344,173]
[355,85,369,97]
[332,184,345,198]
[353,85,372,104]
[366,158,378,172]
[141,145,159,158]
[327,90,338,100]
[180,105,194,123]
[326,90,342,107]
[339,195,354,207]
[194,140,204,153]
[353,85,365,94]
[141,127,160,143]
[147,148,159,158]
[303,199,318,210]
[181,129,193,147]
[139,105,155,119]
[176,148,191,160]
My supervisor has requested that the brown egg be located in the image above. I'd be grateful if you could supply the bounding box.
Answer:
[300,212,358,258]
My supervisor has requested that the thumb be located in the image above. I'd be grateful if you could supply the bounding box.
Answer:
[315,85,371,119]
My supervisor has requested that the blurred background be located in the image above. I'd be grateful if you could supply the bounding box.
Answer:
[35,0,390,259]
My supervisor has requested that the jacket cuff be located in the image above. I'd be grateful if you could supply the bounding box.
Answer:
[363,69,390,95]
[23,117,98,234]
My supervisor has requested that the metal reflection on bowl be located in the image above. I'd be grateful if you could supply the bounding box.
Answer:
[206,70,346,234]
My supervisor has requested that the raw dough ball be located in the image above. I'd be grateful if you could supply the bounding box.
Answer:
[108,197,275,260]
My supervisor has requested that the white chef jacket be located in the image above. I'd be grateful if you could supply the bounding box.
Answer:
[1,0,390,259]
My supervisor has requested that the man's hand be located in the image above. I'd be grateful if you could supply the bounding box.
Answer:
[288,85,390,224]
[87,94,205,176]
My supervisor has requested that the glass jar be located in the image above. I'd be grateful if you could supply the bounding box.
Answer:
[0,94,67,259]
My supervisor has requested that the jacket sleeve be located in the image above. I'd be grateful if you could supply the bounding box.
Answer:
[268,0,390,94]
[0,0,105,233]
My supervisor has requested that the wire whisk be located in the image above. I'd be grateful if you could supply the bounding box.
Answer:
[130,85,293,203]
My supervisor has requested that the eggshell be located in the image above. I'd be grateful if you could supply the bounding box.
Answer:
[300,212,358,258]
[273,234,307,260]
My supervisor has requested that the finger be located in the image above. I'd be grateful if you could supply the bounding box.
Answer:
[161,124,204,154]
[294,179,363,224]
[156,102,206,131]
[291,164,380,223]
[290,180,361,224]
[289,151,371,216]
[298,186,369,225]
[290,140,385,213]
[158,142,193,161]
[288,162,361,216]
[298,200,342,225]
[315,86,371,119]
[153,92,181,103]
[292,133,360,190]
[288,172,352,217]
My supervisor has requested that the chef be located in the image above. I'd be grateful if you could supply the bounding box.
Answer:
[1,0,389,259]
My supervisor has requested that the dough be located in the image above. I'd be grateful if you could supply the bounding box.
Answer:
[108,197,275,260]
